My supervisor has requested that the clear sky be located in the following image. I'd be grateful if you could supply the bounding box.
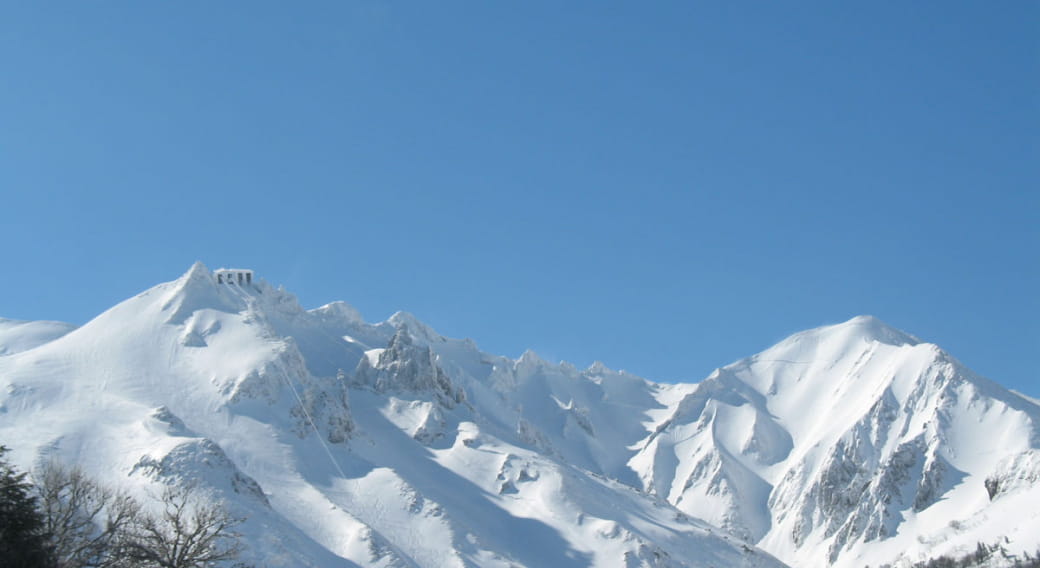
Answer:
[2,2,1037,395]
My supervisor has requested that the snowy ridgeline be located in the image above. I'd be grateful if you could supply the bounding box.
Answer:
[1,262,1038,568]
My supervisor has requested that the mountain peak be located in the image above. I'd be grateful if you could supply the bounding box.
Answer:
[831,314,920,346]
[387,311,442,343]
[161,264,269,324]
[309,301,364,325]
[586,360,613,375]
[516,349,552,373]
[179,260,214,286]
[772,315,921,353]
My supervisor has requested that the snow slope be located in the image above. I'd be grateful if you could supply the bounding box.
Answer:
[2,265,1038,567]
[0,317,76,355]
[630,316,1040,567]
[0,263,782,568]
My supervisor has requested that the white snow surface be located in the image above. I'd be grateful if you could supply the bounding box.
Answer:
[629,315,1040,567]
[0,317,76,355]
[1,264,1037,567]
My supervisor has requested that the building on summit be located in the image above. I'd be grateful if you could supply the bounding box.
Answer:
[215,268,253,285]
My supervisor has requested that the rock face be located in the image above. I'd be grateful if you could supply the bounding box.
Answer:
[630,316,1040,567]
[353,328,466,408]
[1,266,1038,568]
[986,450,1040,500]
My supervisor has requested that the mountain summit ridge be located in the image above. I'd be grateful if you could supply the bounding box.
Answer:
[1,263,1037,568]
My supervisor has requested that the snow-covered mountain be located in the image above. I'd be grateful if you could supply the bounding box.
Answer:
[1,264,1037,567]
[630,315,1040,567]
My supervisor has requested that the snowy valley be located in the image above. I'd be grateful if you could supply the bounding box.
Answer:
[1,264,1037,567]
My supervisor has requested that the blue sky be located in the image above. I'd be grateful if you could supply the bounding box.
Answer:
[2,2,1037,394]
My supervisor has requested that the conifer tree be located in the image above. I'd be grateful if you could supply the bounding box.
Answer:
[0,445,52,567]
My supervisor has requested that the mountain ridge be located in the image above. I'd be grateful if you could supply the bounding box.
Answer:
[1,263,1037,567]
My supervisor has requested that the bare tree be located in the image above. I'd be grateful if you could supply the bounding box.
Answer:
[119,483,243,568]
[33,460,139,568]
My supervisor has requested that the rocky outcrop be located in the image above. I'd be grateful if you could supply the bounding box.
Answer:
[352,329,466,408]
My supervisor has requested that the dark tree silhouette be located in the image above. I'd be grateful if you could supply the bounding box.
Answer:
[0,445,53,568]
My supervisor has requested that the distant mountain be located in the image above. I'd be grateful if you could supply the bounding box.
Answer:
[1,264,1036,567]
[0,317,76,355]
